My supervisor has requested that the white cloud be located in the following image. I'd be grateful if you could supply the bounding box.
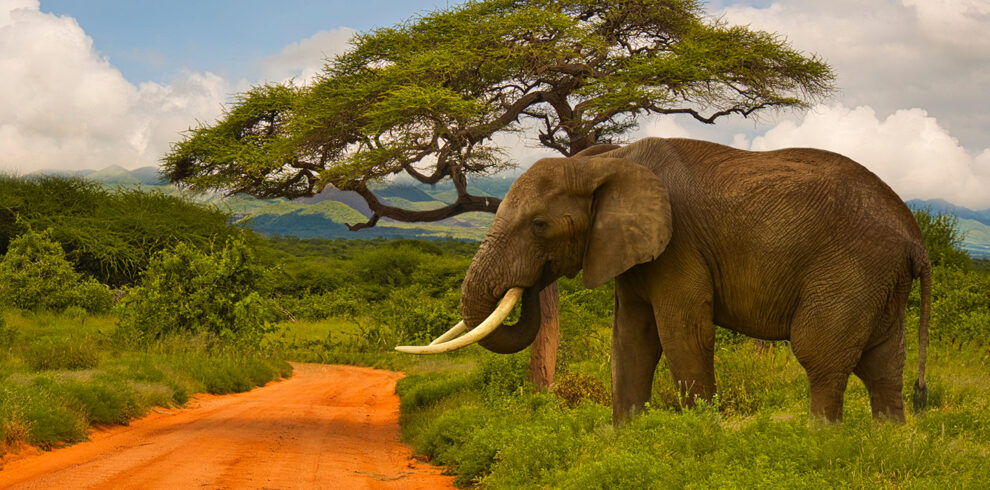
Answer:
[903,0,990,50]
[0,2,236,173]
[0,0,34,26]
[261,28,356,85]
[0,2,363,175]
[718,0,990,151]
[734,104,990,209]
[636,116,693,140]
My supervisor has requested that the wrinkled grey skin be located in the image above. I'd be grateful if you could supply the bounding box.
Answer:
[460,137,931,424]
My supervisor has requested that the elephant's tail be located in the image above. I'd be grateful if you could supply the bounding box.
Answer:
[912,249,931,413]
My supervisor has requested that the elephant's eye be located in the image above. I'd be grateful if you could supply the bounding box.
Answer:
[532,218,549,236]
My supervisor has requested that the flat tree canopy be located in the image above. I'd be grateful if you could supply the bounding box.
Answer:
[163,0,834,229]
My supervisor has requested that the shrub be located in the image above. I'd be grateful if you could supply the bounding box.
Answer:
[0,313,14,355]
[0,229,112,313]
[370,286,461,345]
[914,208,970,269]
[0,175,241,287]
[922,266,990,345]
[554,371,611,408]
[116,237,277,344]
[477,352,531,401]
[398,370,478,412]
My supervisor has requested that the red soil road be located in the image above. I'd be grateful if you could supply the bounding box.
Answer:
[0,363,455,489]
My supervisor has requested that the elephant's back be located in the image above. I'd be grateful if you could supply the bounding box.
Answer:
[758,146,923,247]
[619,138,923,248]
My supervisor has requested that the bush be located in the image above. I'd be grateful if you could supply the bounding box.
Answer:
[554,371,611,408]
[0,175,241,287]
[921,266,990,345]
[370,286,461,345]
[477,352,531,401]
[116,237,277,344]
[398,370,478,412]
[914,208,970,269]
[0,229,113,313]
[0,313,14,355]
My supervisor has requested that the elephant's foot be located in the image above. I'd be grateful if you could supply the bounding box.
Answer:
[808,373,850,422]
[864,378,906,422]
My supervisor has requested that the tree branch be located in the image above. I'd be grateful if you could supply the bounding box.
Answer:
[341,181,501,230]
[403,161,449,184]
[652,102,781,124]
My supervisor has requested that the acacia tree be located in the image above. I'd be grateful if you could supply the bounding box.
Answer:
[164,0,834,385]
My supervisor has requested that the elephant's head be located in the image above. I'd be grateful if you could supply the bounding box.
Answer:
[396,155,673,354]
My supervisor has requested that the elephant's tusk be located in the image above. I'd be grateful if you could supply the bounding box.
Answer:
[429,321,467,345]
[395,288,523,354]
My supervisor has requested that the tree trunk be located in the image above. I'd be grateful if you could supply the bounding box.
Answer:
[529,281,560,390]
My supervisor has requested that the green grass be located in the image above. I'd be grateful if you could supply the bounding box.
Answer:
[396,339,990,488]
[2,226,986,487]
[254,256,990,487]
[0,310,290,454]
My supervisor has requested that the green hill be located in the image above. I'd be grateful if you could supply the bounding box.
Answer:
[130,166,168,185]
[85,165,141,185]
[959,218,990,258]
[372,184,437,202]
[238,200,488,241]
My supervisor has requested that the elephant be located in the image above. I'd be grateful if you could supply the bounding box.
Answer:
[397,137,931,424]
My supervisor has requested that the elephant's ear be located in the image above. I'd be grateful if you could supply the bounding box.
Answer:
[581,158,673,289]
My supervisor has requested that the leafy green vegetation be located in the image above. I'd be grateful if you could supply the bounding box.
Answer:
[116,237,277,344]
[0,175,288,457]
[0,229,112,313]
[396,299,990,488]
[915,208,971,269]
[0,175,239,286]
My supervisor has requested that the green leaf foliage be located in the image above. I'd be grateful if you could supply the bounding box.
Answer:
[0,229,112,313]
[914,208,971,269]
[0,310,291,454]
[0,174,242,287]
[116,237,277,343]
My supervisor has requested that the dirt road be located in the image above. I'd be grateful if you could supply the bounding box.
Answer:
[0,364,454,489]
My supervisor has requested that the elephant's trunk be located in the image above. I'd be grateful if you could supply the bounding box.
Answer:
[393,231,550,355]
[460,281,543,354]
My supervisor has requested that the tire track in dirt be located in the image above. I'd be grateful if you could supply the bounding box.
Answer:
[0,363,454,489]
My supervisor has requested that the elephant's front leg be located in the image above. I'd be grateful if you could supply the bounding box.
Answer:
[654,303,717,408]
[611,276,662,425]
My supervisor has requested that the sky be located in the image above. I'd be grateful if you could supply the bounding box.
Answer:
[1,0,989,208]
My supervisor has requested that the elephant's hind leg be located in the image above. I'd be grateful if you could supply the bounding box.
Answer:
[854,277,910,422]
[790,292,875,422]
[611,276,662,424]
[853,337,906,422]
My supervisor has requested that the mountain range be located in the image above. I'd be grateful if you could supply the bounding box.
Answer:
[25,166,990,256]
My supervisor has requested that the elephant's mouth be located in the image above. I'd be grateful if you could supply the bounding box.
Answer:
[395,267,554,355]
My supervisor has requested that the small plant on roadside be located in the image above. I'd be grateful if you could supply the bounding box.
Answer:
[477,352,531,401]
[20,336,101,371]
